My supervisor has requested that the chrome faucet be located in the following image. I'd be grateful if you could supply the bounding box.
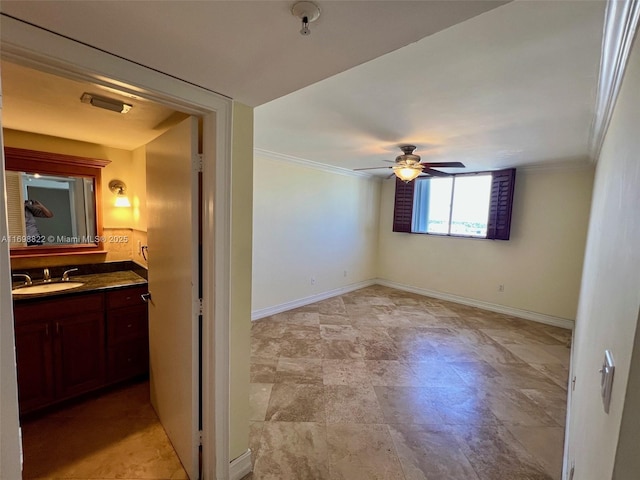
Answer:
[12,273,32,286]
[61,268,79,282]
[43,268,52,283]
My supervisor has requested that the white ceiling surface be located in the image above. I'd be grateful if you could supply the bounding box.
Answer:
[255,0,606,174]
[1,61,186,150]
[0,1,605,172]
[0,0,508,107]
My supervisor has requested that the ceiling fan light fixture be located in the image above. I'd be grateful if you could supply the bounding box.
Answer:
[393,164,423,183]
[353,145,465,180]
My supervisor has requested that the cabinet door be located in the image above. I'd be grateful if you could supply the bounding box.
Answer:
[54,311,106,399]
[14,321,55,414]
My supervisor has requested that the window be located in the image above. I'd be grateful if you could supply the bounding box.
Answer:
[393,168,516,240]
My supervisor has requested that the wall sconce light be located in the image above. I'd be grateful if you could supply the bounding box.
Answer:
[109,179,131,207]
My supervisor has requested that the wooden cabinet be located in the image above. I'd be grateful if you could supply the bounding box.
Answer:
[106,286,149,383]
[14,320,55,413]
[14,293,104,414]
[55,309,106,400]
[13,285,148,415]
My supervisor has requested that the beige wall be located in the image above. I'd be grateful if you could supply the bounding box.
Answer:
[252,155,380,313]
[613,309,640,479]
[567,34,640,479]
[130,145,147,232]
[3,129,147,269]
[377,167,593,321]
[229,102,254,461]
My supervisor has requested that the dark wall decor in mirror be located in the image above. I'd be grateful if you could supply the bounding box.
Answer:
[4,147,110,257]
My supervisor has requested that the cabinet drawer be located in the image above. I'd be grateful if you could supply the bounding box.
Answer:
[106,286,148,309]
[108,339,149,382]
[14,293,104,324]
[107,305,148,343]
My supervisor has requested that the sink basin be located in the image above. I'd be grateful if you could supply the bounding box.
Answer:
[12,282,84,295]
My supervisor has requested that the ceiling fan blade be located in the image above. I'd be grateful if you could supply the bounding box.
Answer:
[420,161,465,168]
[422,168,451,177]
[353,166,393,171]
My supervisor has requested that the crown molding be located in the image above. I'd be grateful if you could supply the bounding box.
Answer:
[518,158,595,174]
[589,0,640,163]
[254,148,380,180]
[256,147,593,178]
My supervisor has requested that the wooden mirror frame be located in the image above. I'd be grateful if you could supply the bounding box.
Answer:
[4,147,111,258]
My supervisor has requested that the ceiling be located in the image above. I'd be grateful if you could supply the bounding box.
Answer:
[0,0,508,107]
[255,0,606,174]
[1,61,187,150]
[0,1,606,173]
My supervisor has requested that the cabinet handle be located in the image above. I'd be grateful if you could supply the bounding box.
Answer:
[55,322,60,335]
[127,324,133,329]
[45,324,49,337]
[141,293,152,303]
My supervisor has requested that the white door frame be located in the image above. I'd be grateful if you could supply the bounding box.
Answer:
[0,15,232,479]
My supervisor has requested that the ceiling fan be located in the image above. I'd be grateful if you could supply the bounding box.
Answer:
[354,145,465,182]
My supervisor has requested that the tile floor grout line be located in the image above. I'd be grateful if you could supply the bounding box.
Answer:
[250,285,567,479]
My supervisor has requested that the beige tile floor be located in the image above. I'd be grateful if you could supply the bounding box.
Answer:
[246,285,571,480]
[21,381,187,480]
[20,285,570,480]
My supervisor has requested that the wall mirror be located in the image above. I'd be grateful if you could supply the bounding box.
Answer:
[4,147,110,257]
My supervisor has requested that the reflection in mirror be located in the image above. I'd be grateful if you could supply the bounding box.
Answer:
[7,172,96,246]
[4,147,110,257]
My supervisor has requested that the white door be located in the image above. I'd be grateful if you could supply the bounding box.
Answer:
[146,116,199,479]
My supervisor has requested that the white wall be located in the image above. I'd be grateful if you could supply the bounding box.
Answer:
[377,167,593,322]
[252,154,380,314]
[567,31,640,479]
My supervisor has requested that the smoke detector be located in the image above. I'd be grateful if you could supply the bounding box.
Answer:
[291,1,321,36]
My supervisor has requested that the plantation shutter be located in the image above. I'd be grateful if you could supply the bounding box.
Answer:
[5,171,27,247]
[487,168,516,240]
[393,177,415,233]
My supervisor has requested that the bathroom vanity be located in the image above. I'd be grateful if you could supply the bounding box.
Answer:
[12,270,148,415]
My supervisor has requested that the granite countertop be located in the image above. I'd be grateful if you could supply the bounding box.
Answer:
[12,270,147,302]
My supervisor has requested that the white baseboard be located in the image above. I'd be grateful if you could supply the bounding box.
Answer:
[229,449,252,480]
[376,279,574,330]
[251,278,574,329]
[251,280,376,321]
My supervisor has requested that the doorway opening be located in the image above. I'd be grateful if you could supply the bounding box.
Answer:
[2,59,203,479]
[1,15,233,479]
